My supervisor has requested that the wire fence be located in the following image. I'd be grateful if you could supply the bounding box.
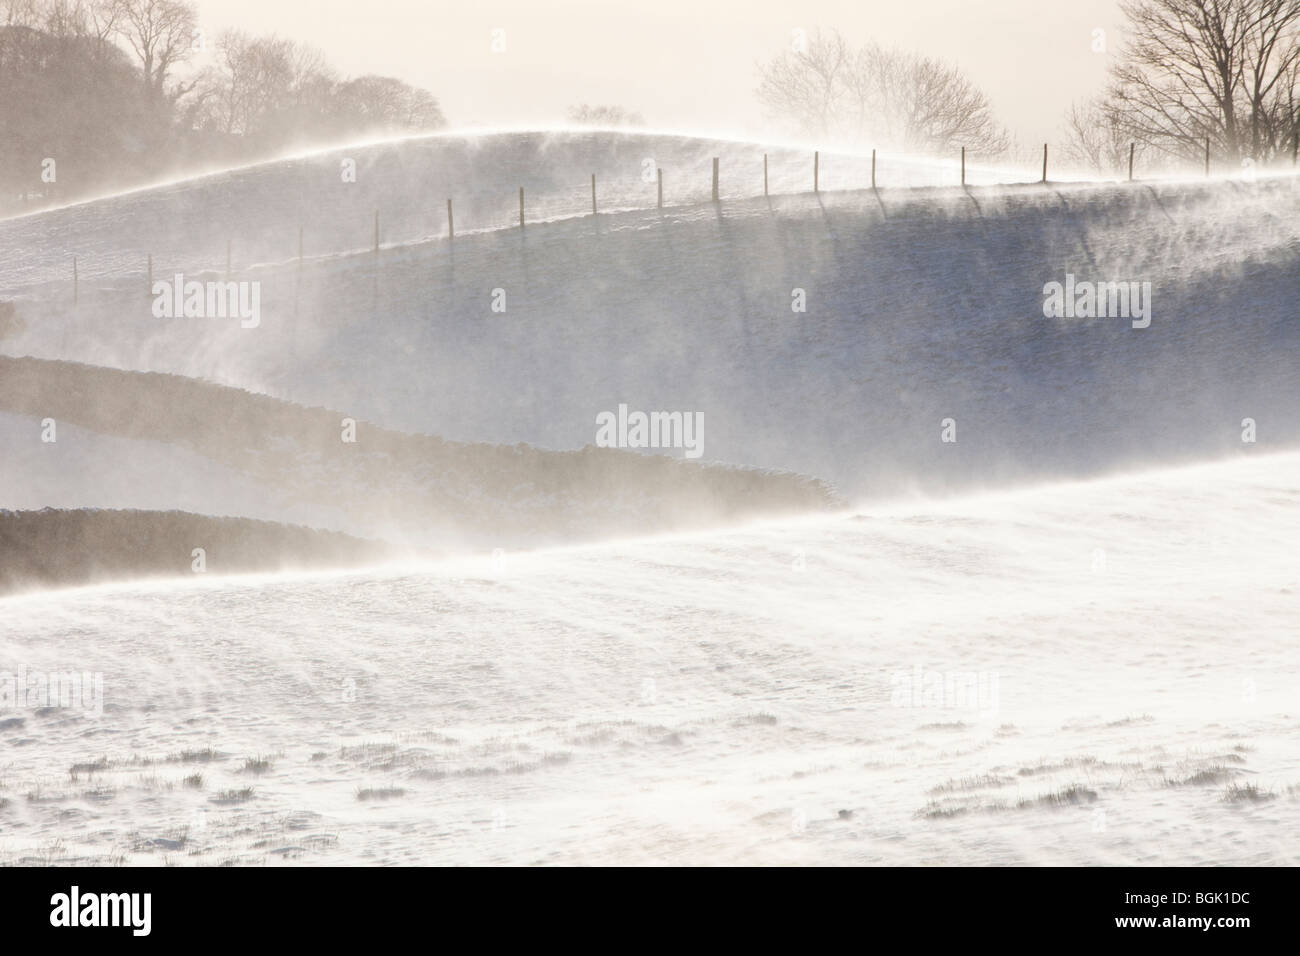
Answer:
[5,136,1282,303]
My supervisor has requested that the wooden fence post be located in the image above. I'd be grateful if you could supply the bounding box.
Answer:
[447,199,454,239]
[961,147,966,186]
[1042,143,1048,183]
[712,157,719,202]
[1129,142,1135,182]
[814,150,819,192]
[872,149,877,189]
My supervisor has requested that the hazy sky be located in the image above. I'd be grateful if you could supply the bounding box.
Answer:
[194,0,1125,145]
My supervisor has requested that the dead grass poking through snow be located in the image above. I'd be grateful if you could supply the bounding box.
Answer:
[356,787,407,801]
[1221,782,1275,803]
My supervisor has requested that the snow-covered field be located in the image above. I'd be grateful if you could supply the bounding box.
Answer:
[1,451,1297,865]
[1,131,1297,865]
[0,130,1085,291]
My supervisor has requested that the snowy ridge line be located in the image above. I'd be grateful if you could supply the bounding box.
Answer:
[6,123,1295,225]
[0,507,401,596]
[5,169,1298,499]
[10,172,1299,297]
[0,356,839,555]
[0,125,1102,224]
[5,128,1296,294]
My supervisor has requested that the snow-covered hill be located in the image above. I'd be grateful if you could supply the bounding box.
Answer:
[1,450,1296,865]
[1,132,1297,867]
[0,130,1059,290]
[0,357,834,564]
[3,132,1296,499]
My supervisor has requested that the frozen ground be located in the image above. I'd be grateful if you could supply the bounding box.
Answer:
[1,451,1297,865]
[3,134,1298,498]
[0,129,1077,290]
[1,131,1297,865]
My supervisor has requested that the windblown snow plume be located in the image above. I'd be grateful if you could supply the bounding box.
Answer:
[1,125,1298,869]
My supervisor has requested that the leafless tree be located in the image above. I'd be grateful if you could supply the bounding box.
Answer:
[566,104,646,127]
[756,28,1010,154]
[1062,98,1158,175]
[196,32,444,149]
[1106,0,1300,164]
[84,0,121,44]
[0,0,145,205]
[202,30,300,137]
[334,75,445,133]
[755,30,852,140]
[112,0,197,102]
[1,1,446,209]
[1,0,41,28]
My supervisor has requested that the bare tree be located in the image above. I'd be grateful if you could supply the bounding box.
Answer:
[1,1,448,209]
[757,28,1010,154]
[879,49,1010,154]
[1106,0,1300,164]
[0,0,148,206]
[202,30,298,137]
[85,0,122,45]
[566,104,646,127]
[0,0,41,29]
[335,75,446,133]
[113,0,197,102]
[755,29,852,140]
[1062,98,1158,175]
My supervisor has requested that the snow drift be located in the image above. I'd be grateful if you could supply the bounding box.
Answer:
[2,131,1298,867]
[1,450,1296,865]
[2,131,1297,504]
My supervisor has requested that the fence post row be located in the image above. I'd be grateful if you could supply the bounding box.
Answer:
[105,140,1232,298]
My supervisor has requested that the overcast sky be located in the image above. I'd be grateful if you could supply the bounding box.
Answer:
[193,0,1124,145]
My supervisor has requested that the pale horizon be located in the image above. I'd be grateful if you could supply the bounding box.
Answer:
[190,0,1123,146]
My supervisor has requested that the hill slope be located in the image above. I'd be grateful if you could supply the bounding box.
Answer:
[1,449,1296,864]
[2,132,1297,497]
[0,357,835,554]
